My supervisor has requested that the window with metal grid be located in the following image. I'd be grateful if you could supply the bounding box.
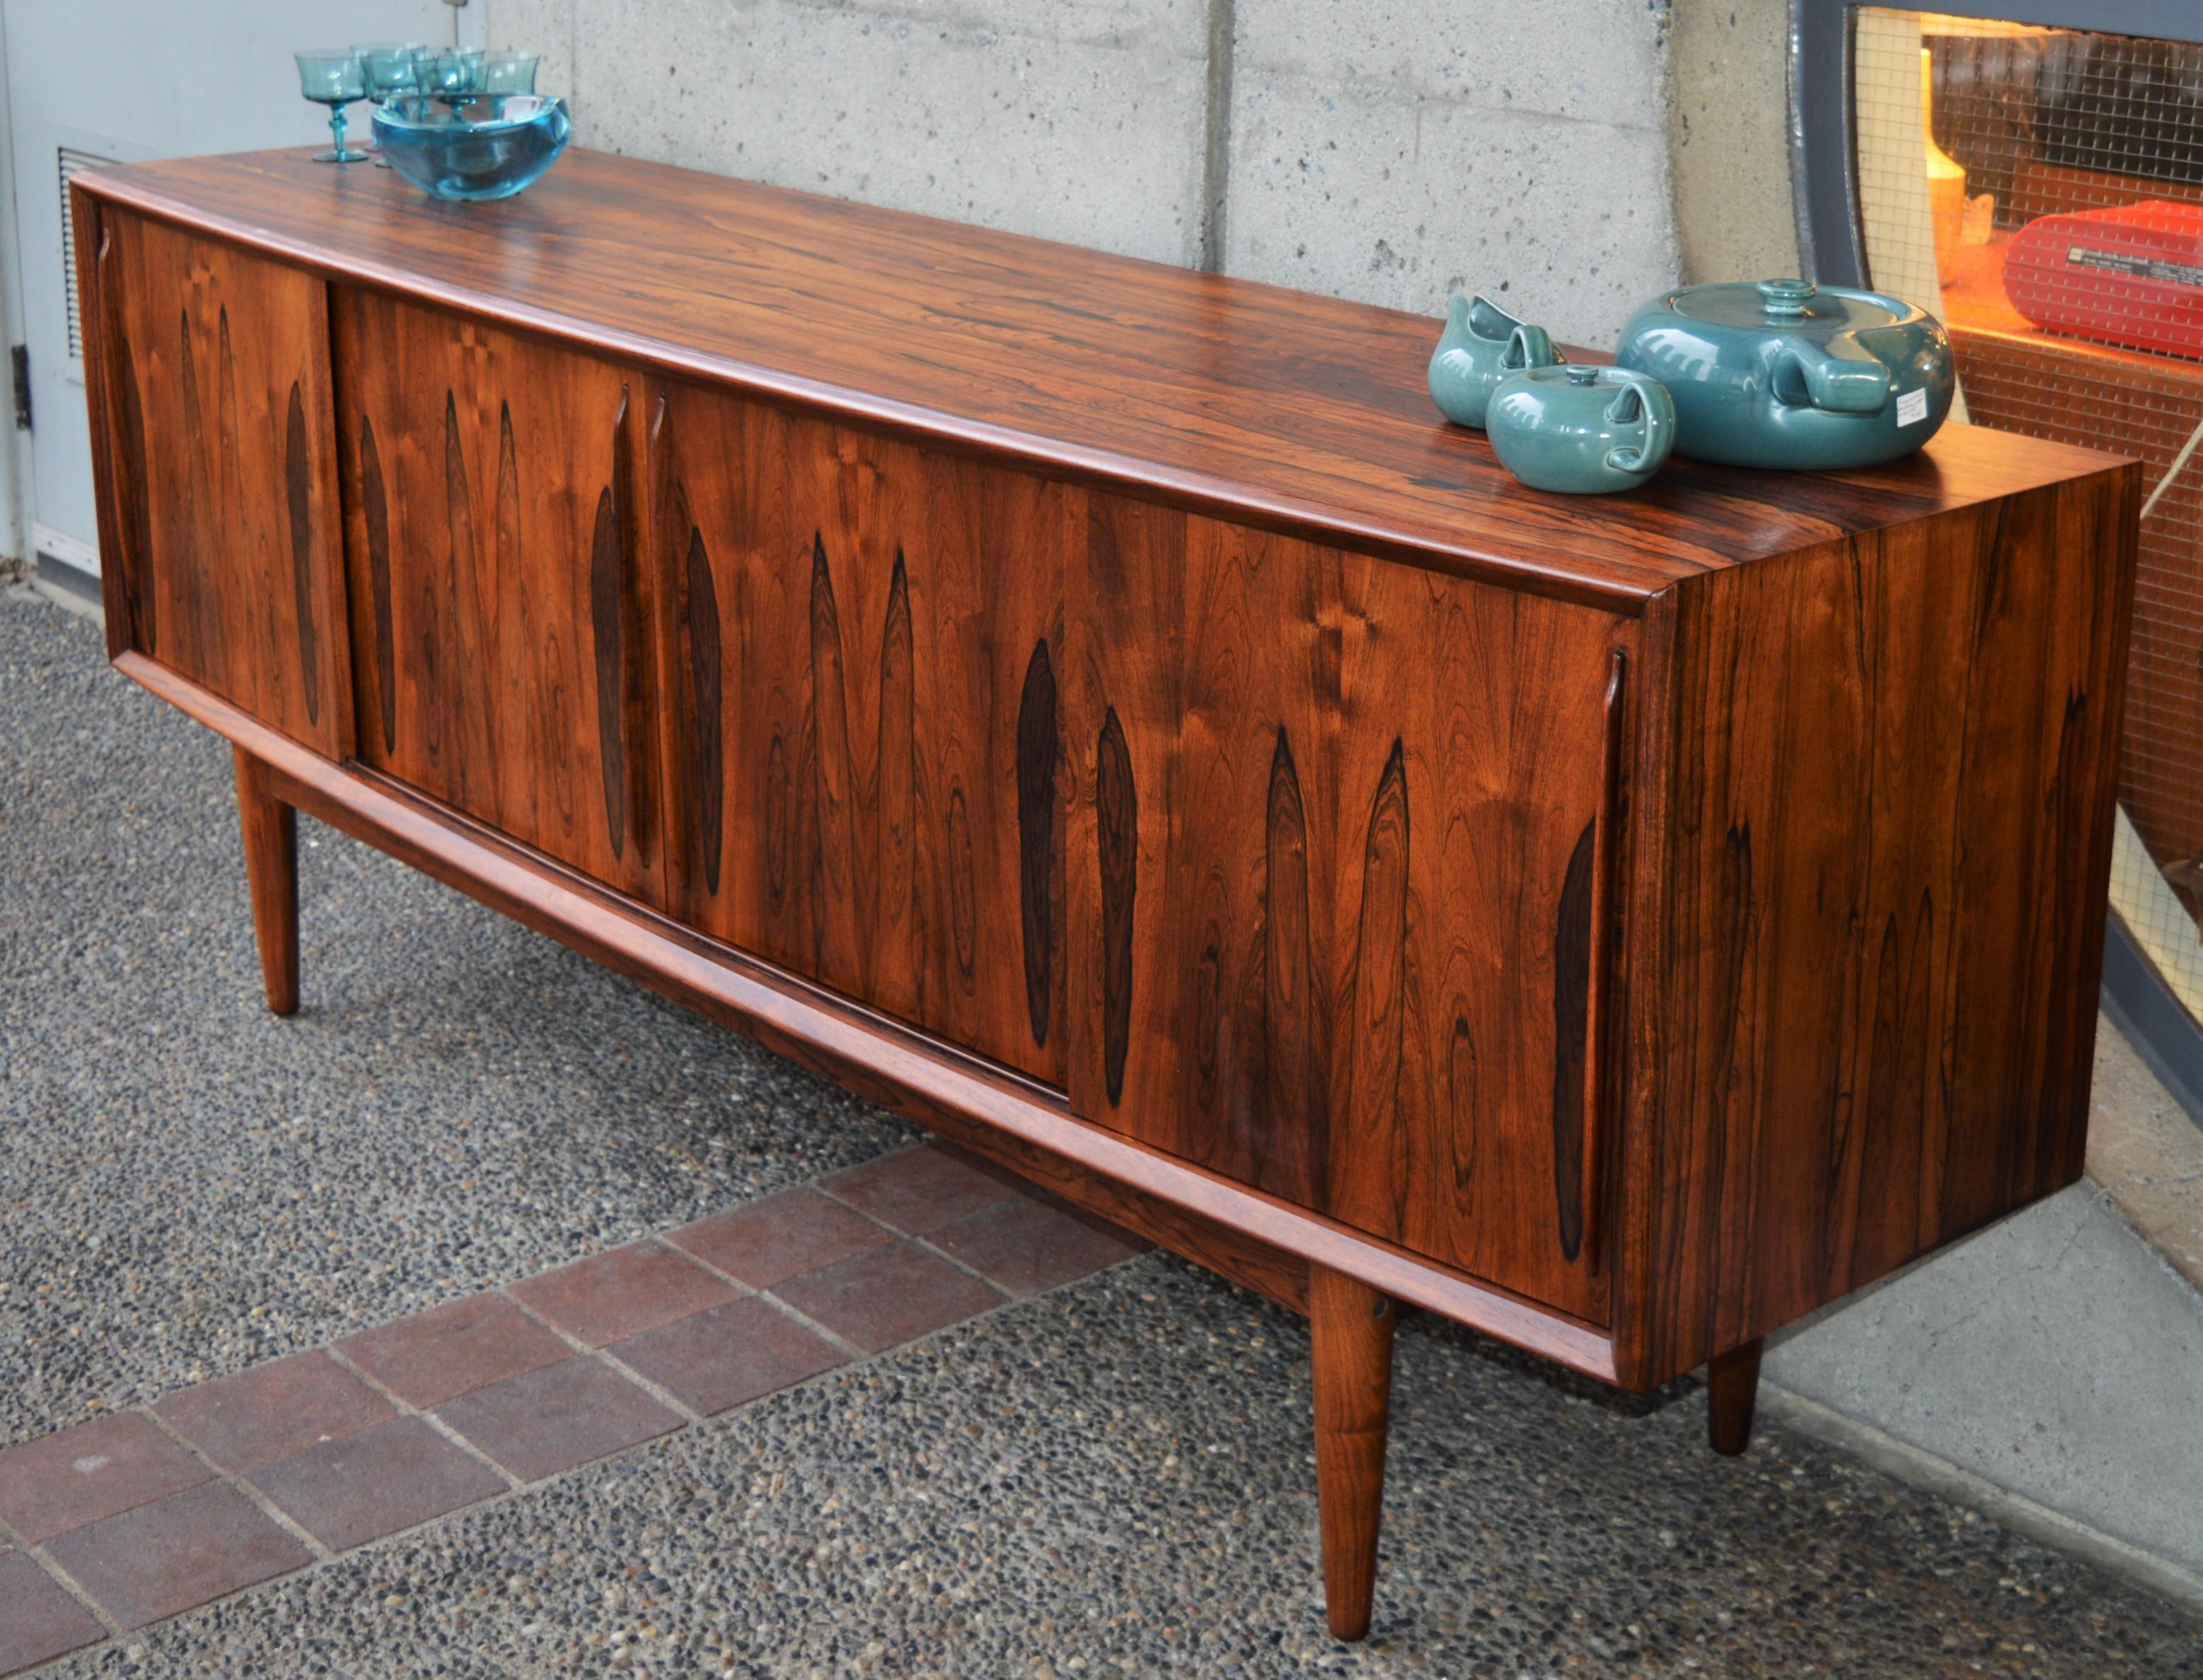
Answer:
[1860,9,2203,1026]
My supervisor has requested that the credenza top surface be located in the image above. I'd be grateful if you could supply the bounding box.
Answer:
[80,146,2126,611]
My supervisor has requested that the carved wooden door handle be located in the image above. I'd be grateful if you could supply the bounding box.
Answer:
[589,384,656,865]
[646,390,725,902]
[1581,649,1626,1270]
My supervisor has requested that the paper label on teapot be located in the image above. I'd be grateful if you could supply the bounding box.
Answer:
[1896,388,1929,427]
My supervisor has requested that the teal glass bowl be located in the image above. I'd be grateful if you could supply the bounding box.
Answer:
[372,94,570,201]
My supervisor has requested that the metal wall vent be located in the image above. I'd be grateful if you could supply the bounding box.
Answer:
[58,146,110,362]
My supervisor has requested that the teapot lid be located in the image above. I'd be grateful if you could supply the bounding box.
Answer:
[1667,278,1909,335]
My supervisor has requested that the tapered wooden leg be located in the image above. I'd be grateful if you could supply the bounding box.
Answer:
[1310,1265,1395,1641]
[1708,1337,1764,1457]
[233,746,299,1017]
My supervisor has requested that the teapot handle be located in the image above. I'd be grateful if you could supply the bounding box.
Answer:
[1602,369,1672,478]
[1502,324,1559,372]
[1771,333,1892,415]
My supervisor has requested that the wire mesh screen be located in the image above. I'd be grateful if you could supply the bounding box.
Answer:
[1858,9,2203,1023]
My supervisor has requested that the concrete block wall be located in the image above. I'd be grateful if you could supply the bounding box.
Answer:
[502,0,1212,268]
[1224,4,1677,344]
[486,0,1798,350]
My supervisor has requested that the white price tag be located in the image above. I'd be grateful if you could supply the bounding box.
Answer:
[1896,388,1929,427]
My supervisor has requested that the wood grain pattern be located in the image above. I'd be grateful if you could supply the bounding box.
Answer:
[1263,728,1323,1205]
[233,745,299,1017]
[80,149,2138,1416]
[76,205,348,752]
[359,414,397,754]
[644,378,1068,1087]
[285,383,321,726]
[681,532,726,896]
[1550,821,1597,1267]
[590,485,627,857]
[1621,465,2140,1385]
[1067,507,1629,1325]
[76,149,2120,615]
[1096,705,1137,1106]
[83,148,2146,1640]
[1310,1265,1395,1642]
[1017,640,1058,1048]
[73,196,138,661]
[124,649,1624,1378]
[333,286,658,899]
[1578,653,1627,1272]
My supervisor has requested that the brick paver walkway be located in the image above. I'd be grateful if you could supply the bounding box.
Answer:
[0,1144,1140,1674]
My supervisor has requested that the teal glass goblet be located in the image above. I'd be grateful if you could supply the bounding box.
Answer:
[295,50,369,163]
[418,49,485,101]
[476,51,540,95]
[355,42,427,165]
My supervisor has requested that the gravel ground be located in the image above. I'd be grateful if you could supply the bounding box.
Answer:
[0,589,910,1445]
[6,586,2202,1678]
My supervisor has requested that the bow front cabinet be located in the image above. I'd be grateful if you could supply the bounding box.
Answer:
[72,149,2137,1640]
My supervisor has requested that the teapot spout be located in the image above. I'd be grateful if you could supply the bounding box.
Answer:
[1467,295,1522,345]
[1429,294,1557,430]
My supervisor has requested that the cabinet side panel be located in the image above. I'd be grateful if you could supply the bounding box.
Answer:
[70,189,131,660]
[84,207,347,753]
[1636,467,2139,1380]
[1065,503,1631,1324]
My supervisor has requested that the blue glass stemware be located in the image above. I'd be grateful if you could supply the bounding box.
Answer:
[418,49,485,101]
[295,50,369,164]
[355,43,427,166]
[476,52,540,95]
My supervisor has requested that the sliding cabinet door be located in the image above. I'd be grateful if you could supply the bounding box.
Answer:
[1064,502,1631,1324]
[83,206,348,753]
[646,381,1068,1087]
[333,290,658,900]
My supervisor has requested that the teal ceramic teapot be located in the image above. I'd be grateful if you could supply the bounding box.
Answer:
[1428,294,1563,429]
[1487,365,1675,495]
[1613,279,1954,470]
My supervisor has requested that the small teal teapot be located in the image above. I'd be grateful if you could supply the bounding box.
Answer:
[1429,295,1563,429]
[1487,365,1675,495]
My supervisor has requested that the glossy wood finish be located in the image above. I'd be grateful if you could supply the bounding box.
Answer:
[1706,1338,1763,1458]
[76,146,2140,1647]
[1622,468,2139,1385]
[1065,510,1628,1325]
[333,288,660,899]
[232,747,299,1017]
[137,651,1603,1371]
[644,379,1067,1085]
[75,199,348,754]
[78,149,2118,614]
[1310,1265,1395,1641]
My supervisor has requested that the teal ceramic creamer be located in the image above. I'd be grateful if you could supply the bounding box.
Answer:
[1613,279,1954,469]
[1486,365,1675,495]
[1428,295,1562,429]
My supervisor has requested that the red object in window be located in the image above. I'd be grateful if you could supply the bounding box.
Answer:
[2003,199,2203,360]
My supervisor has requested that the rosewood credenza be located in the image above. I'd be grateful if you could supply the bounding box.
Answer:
[71,148,2138,1640]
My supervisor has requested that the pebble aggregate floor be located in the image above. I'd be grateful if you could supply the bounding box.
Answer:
[6,588,2203,1677]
